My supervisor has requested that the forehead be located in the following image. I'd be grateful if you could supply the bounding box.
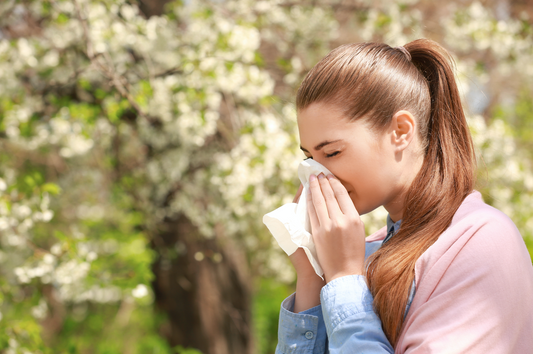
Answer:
[297,102,383,152]
[297,103,353,142]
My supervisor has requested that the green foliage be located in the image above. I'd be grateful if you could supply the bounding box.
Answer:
[53,303,173,354]
[253,278,293,354]
[174,345,204,354]
[506,88,533,153]
[489,88,533,259]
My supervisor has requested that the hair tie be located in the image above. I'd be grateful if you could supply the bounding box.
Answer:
[395,46,411,62]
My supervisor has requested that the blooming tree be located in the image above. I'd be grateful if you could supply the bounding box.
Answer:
[0,0,531,353]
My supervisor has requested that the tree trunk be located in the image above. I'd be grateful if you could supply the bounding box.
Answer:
[151,214,252,354]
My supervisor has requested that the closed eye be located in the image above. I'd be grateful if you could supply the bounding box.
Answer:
[326,151,340,158]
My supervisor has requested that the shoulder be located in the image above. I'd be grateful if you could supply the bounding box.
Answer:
[440,190,522,250]
[401,191,533,353]
[415,190,532,283]
[451,190,517,232]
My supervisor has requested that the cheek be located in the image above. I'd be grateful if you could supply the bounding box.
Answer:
[327,166,358,192]
[324,151,382,192]
[335,164,381,196]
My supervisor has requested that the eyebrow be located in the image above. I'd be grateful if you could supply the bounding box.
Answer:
[300,139,342,153]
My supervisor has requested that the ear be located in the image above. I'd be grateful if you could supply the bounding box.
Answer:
[391,110,416,152]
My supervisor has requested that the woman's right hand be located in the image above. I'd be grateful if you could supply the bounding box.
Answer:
[289,248,318,279]
[289,184,326,312]
[290,248,326,312]
[293,183,304,204]
[289,184,314,276]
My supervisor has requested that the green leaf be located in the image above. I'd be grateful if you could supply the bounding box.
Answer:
[41,183,62,195]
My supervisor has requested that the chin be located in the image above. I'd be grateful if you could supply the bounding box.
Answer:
[351,197,379,216]
[350,197,366,215]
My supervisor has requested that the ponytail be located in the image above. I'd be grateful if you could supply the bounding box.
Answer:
[365,39,476,346]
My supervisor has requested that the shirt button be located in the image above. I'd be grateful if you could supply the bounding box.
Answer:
[305,331,314,339]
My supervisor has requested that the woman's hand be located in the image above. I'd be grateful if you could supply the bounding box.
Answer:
[293,183,304,204]
[308,173,366,283]
[289,184,316,277]
[289,183,326,312]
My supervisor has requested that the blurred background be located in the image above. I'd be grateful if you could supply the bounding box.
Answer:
[0,0,532,353]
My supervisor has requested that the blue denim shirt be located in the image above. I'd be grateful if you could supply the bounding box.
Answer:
[276,217,415,354]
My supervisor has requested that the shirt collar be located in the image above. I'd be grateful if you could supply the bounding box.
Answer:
[386,214,402,235]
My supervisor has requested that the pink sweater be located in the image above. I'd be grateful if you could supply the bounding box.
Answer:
[366,191,533,353]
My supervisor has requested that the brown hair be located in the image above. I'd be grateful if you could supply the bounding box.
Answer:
[296,39,476,346]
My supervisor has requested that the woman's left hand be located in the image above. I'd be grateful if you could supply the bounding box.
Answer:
[308,173,367,283]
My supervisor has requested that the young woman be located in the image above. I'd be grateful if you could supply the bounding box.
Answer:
[276,39,533,353]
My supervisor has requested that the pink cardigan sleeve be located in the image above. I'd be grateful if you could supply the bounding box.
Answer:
[397,193,533,353]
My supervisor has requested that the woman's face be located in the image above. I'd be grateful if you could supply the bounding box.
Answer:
[298,102,410,218]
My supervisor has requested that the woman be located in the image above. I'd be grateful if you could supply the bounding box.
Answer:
[275,39,533,353]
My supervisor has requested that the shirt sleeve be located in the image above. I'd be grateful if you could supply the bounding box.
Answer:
[275,275,394,354]
[276,293,328,354]
[320,275,394,353]
[276,240,394,353]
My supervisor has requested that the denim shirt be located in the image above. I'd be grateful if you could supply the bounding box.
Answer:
[276,217,415,354]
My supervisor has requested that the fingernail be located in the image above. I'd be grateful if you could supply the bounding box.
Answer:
[327,174,335,180]
[318,173,325,179]
[309,174,316,182]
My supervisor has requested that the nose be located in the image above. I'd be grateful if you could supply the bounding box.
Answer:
[333,177,351,193]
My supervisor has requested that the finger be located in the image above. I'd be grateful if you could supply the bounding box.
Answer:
[327,174,359,217]
[306,187,320,231]
[309,174,329,224]
[318,173,343,217]
[293,184,304,203]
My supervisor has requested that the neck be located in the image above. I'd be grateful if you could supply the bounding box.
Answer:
[384,192,406,223]
[385,148,424,222]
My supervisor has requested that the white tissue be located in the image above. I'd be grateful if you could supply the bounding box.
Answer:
[263,159,333,278]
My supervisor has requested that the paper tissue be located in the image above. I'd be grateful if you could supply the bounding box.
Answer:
[263,159,332,278]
